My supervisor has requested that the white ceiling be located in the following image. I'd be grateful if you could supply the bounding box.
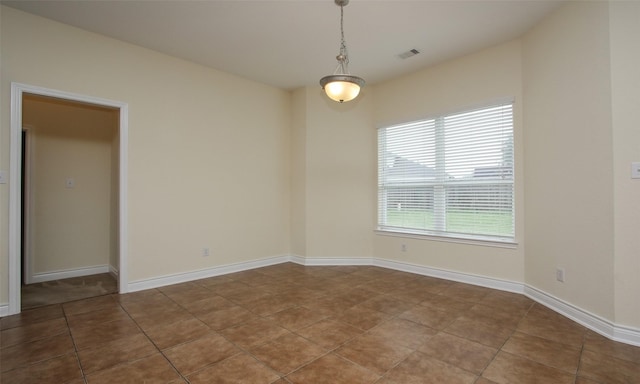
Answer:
[2,0,565,90]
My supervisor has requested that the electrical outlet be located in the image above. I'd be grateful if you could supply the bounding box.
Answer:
[556,268,565,282]
[202,248,210,257]
[401,244,407,252]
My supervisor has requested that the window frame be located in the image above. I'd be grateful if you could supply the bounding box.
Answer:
[376,101,516,247]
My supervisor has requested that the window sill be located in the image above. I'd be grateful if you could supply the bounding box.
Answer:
[375,228,518,249]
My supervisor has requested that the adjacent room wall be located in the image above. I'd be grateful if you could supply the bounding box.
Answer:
[22,95,117,281]
[371,40,526,284]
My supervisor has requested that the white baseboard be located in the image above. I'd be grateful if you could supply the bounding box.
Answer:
[524,285,640,347]
[613,324,640,347]
[30,265,111,284]
[290,255,306,265]
[127,255,290,293]
[109,265,119,278]
[292,255,373,266]
[121,254,640,347]
[292,256,522,293]
[0,304,8,317]
[373,258,524,294]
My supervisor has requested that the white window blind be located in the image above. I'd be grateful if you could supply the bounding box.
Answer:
[378,102,514,242]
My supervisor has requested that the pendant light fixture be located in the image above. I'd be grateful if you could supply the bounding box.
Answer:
[319,0,365,103]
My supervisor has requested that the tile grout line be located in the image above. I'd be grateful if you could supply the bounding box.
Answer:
[472,298,538,383]
[1,312,84,381]
[62,304,88,384]
[479,299,587,383]
[118,289,193,383]
[158,282,263,382]
[155,281,287,382]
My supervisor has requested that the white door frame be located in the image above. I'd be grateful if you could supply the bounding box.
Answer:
[9,82,129,315]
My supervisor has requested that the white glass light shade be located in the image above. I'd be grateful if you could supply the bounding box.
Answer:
[320,75,365,103]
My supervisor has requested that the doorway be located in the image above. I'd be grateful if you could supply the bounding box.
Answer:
[8,83,129,315]
[21,95,117,309]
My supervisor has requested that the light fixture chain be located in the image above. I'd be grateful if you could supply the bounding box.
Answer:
[340,3,345,52]
[338,3,350,74]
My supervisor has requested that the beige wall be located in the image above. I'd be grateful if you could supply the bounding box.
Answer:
[0,5,291,302]
[290,88,307,257]
[371,40,526,283]
[22,95,117,277]
[521,0,640,329]
[610,1,640,328]
[523,1,615,320]
[292,88,375,260]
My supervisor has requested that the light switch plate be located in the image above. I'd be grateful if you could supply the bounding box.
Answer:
[632,162,640,179]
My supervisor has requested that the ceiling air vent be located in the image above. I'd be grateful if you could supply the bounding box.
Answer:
[398,49,420,59]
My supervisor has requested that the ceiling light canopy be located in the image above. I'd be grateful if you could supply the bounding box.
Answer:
[319,0,365,103]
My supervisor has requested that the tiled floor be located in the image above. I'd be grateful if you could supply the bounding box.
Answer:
[21,273,118,310]
[1,263,639,383]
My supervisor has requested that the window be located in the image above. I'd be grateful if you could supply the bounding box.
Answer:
[377,102,514,243]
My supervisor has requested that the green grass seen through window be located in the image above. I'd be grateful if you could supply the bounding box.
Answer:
[384,208,513,237]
